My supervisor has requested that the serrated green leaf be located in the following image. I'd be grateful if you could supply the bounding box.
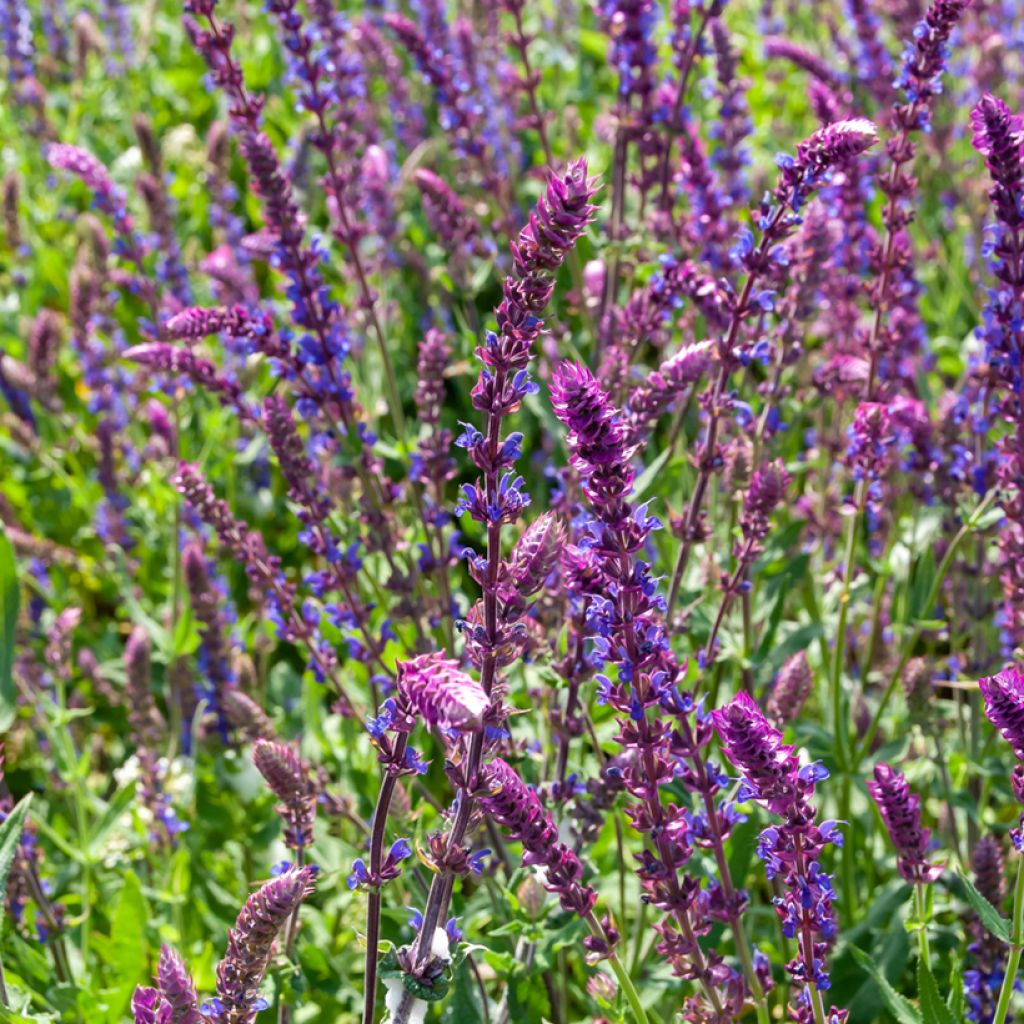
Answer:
[851,947,922,1024]
[0,527,18,733]
[957,870,1011,943]
[919,959,960,1024]
[0,796,32,943]
[402,970,449,1002]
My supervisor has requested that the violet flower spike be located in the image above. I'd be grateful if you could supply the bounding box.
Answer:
[395,652,489,733]
[866,763,942,883]
[252,741,317,852]
[213,867,316,1024]
[157,944,203,1024]
[714,692,843,1015]
[766,651,813,726]
[479,758,597,917]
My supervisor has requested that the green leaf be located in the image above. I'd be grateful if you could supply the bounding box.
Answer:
[0,795,32,942]
[0,527,19,732]
[919,959,961,1024]
[87,781,136,861]
[851,947,922,1024]
[110,870,149,992]
[633,446,673,503]
[957,870,1011,943]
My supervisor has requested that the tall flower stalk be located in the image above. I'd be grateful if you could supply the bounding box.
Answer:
[666,118,878,613]
[714,693,843,1024]
[364,160,597,1024]
[979,665,1024,1024]
[552,362,770,1022]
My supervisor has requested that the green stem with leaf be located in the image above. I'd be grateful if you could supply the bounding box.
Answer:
[993,856,1024,1024]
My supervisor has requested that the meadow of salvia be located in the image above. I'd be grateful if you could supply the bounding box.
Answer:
[7,1,1024,1023]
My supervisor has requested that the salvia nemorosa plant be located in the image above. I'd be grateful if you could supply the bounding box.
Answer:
[10,0,1024,1022]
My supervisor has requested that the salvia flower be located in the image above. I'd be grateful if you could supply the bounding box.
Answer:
[213,867,316,1024]
[980,664,1024,761]
[866,763,941,883]
[394,653,489,733]
[714,692,843,1009]
[970,94,1024,653]
[479,758,597,917]
[252,741,317,851]
[776,119,878,213]
[766,651,813,726]
[895,0,973,129]
[224,690,277,744]
[157,944,203,1024]
[132,987,171,1024]
[741,460,790,545]
[347,838,412,891]
[624,340,713,447]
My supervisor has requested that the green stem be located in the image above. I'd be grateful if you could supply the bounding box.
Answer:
[840,775,857,926]
[593,922,648,1024]
[992,856,1024,1024]
[733,933,771,1024]
[914,884,931,965]
[831,482,865,772]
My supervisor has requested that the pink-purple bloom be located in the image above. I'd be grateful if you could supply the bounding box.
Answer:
[866,763,942,883]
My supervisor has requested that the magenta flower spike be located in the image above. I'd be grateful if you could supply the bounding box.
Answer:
[866,763,942,883]
[214,868,316,1024]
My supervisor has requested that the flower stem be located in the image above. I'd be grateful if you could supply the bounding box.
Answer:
[586,915,647,1024]
[992,855,1024,1024]
[914,883,931,965]
[831,481,864,772]
[362,739,408,1024]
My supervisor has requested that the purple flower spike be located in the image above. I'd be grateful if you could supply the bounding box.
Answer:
[715,692,842,1005]
[214,868,316,1024]
[895,0,973,126]
[866,763,941,883]
[766,652,813,726]
[132,987,171,1024]
[980,665,1024,761]
[163,305,274,345]
[713,691,802,817]
[157,945,203,1024]
[551,361,635,530]
[777,119,877,207]
[972,836,1007,908]
[480,160,598,377]
[396,653,489,732]
[252,741,317,851]
[505,513,565,598]
[479,758,597,918]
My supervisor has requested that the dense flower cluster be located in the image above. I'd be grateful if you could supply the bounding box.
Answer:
[714,693,843,1020]
[11,3,1024,1024]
